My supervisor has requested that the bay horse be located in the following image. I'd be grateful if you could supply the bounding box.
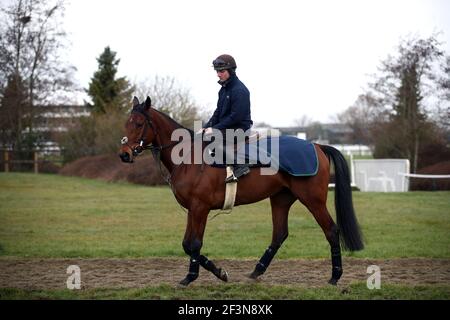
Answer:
[119,96,364,286]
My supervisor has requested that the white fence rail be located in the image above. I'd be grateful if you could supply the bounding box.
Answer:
[328,159,448,192]
[398,173,450,179]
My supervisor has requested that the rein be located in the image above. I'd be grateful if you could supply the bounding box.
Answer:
[147,143,177,186]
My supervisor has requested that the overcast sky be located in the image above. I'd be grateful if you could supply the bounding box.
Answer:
[63,0,450,126]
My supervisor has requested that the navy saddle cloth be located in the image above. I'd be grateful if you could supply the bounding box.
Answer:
[210,135,318,176]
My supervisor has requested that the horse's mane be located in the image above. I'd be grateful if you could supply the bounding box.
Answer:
[153,108,195,138]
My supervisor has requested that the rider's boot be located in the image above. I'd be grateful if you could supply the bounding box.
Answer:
[225,164,250,183]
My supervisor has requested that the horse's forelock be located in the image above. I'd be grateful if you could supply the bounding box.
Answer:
[131,104,147,115]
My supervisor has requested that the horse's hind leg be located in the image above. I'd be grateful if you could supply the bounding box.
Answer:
[311,206,342,285]
[294,187,343,285]
[250,189,296,279]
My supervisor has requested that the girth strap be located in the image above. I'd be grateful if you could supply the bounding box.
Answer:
[222,166,237,211]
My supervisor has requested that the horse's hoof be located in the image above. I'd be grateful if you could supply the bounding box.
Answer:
[248,270,261,279]
[217,269,228,282]
[179,272,198,286]
[179,277,191,286]
[328,278,338,286]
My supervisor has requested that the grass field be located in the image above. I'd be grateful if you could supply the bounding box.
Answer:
[0,173,449,300]
[0,173,449,259]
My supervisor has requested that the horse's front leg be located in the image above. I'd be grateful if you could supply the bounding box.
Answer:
[250,191,295,279]
[199,255,228,282]
[179,205,228,286]
[181,242,229,285]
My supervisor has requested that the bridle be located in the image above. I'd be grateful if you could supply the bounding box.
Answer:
[121,107,182,154]
[121,107,180,184]
[121,108,154,156]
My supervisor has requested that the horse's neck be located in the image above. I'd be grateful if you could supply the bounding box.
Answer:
[151,111,178,173]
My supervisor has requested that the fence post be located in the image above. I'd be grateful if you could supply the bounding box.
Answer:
[4,150,9,173]
[34,151,39,174]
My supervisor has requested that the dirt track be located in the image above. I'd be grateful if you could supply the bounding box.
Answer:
[0,258,449,290]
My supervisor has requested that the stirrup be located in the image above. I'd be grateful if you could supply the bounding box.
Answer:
[225,173,238,183]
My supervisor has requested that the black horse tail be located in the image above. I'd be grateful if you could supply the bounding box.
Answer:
[319,145,364,251]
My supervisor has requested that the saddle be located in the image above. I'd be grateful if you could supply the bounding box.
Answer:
[219,132,319,213]
[220,130,270,212]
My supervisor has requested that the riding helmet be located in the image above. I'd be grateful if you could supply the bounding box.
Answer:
[212,54,237,72]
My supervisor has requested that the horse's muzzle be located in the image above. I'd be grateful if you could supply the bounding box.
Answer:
[119,152,133,163]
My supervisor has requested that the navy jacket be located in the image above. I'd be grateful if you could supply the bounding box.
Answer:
[204,75,253,131]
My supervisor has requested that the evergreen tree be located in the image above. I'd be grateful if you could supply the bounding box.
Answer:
[87,47,134,114]
[60,47,132,162]
[390,61,426,171]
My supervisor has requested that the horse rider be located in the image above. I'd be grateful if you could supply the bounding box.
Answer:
[200,54,253,183]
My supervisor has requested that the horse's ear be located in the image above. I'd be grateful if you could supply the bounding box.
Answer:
[144,96,152,110]
[132,96,140,107]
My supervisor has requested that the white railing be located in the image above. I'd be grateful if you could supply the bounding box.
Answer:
[397,172,450,191]
[398,173,450,179]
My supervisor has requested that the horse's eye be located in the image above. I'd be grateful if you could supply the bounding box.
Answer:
[135,123,144,128]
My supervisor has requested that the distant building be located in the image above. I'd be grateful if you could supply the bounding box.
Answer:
[276,126,305,137]
[330,144,372,156]
[33,105,90,153]
[274,123,372,156]
[276,123,353,144]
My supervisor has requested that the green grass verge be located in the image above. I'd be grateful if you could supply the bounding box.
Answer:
[1,283,449,300]
[0,173,449,259]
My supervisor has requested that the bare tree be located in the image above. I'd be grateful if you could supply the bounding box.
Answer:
[0,0,75,150]
[134,76,203,129]
[436,56,450,129]
[337,93,385,146]
[293,115,313,128]
[337,35,449,171]
[372,36,445,171]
